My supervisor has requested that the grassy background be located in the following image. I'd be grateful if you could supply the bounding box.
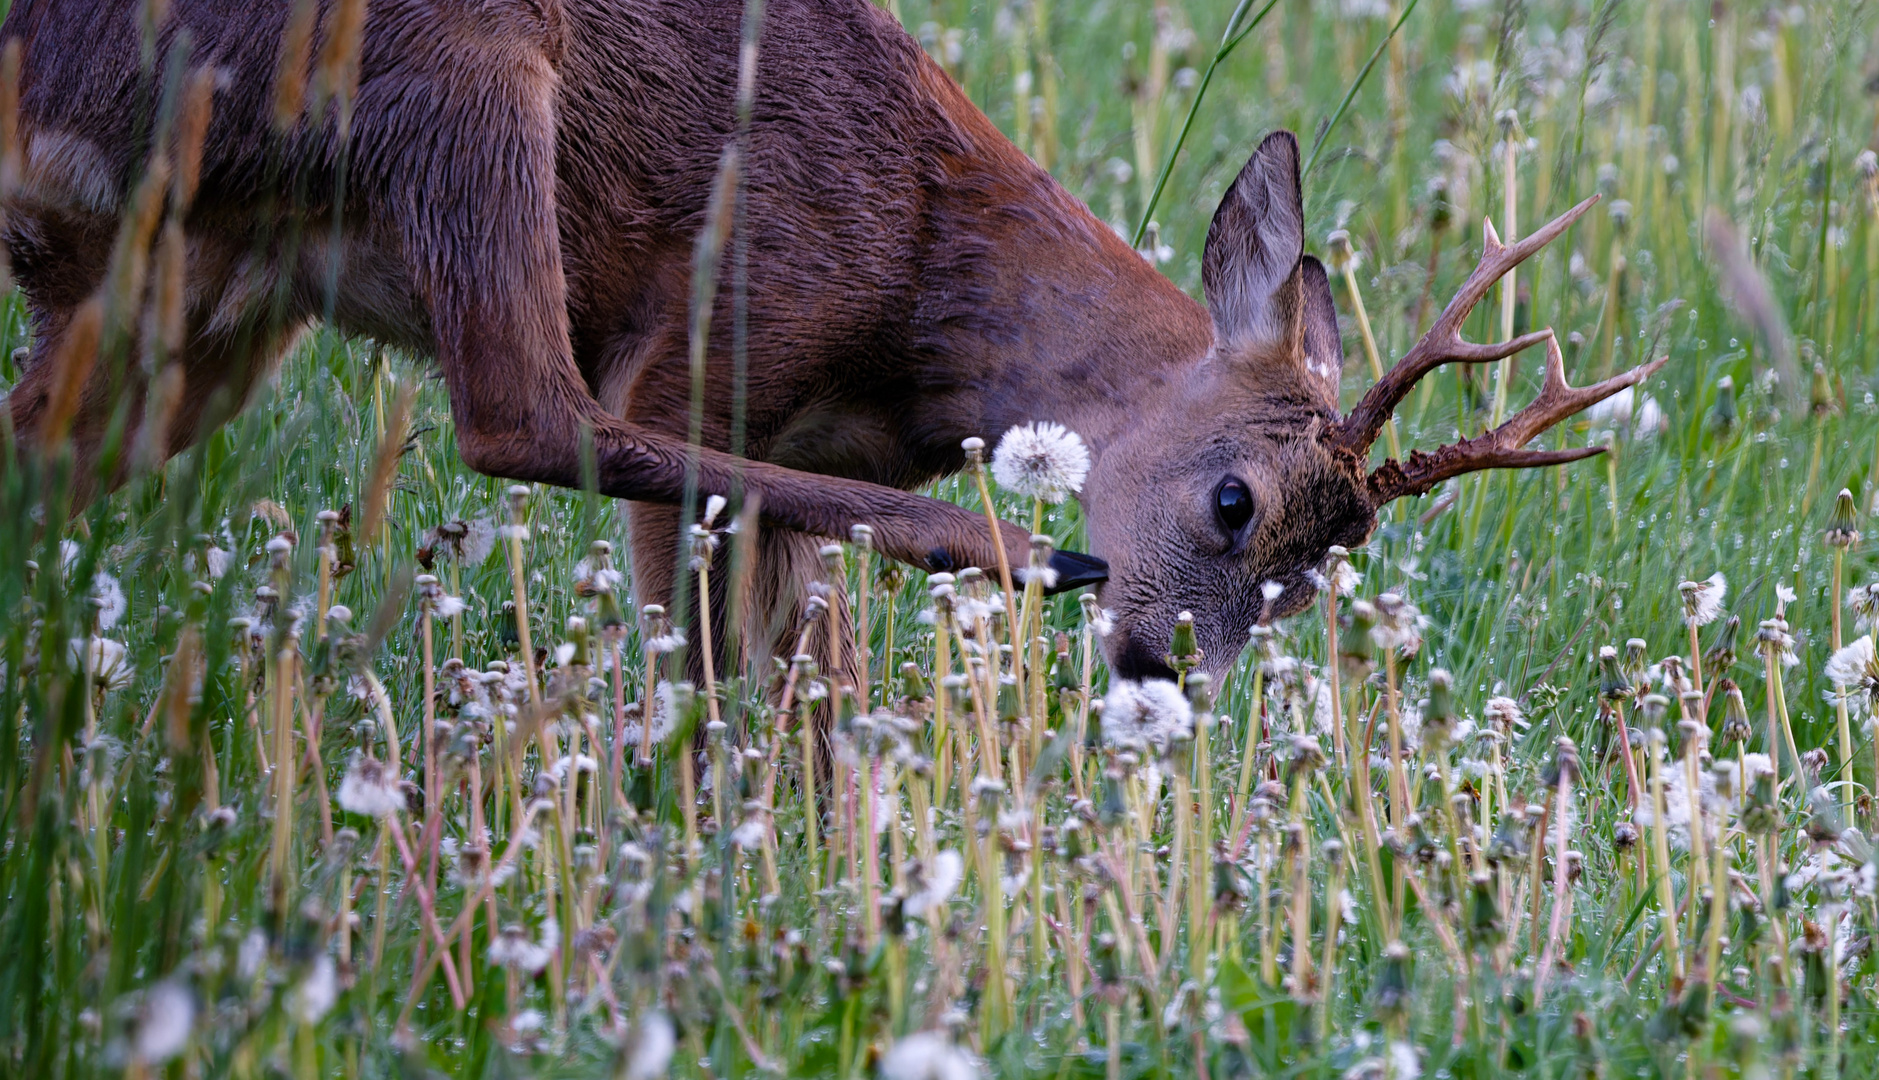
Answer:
[2,0,1877,1075]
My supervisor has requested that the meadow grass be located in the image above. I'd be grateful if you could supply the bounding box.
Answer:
[2,0,1878,1076]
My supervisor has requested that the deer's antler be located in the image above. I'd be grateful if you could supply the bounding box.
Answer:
[1330,194,1601,459]
[1362,334,1666,505]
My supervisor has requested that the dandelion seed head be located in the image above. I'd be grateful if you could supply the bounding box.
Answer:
[990,421,1090,503]
[286,955,338,1025]
[132,981,195,1065]
[1100,679,1194,755]
[880,1030,981,1080]
[1679,572,1727,626]
[622,1012,677,1080]
[336,756,404,818]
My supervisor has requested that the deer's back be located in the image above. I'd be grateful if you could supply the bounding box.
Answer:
[4,0,1087,486]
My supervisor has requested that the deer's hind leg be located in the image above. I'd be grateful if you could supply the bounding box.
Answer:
[626,500,858,698]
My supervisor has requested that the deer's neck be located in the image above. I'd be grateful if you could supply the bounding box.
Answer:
[912,152,1214,459]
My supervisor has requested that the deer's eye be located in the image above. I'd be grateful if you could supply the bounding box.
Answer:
[1215,479,1255,533]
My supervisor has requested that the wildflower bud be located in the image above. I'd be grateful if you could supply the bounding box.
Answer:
[1052,633,1079,693]
[1825,488,1861,549]
[1613,820,1640,850]
[1805,785,1844,844]
[1371,941,1412,1020]
[1675,718,1706,757]
[1743,769,1781,834]
[1711,376,1738,433]
[1213,856,1245,909]
[996,675,1022,725]
[940,674,969,713]
[1324,229,1356,277]
[326,604,353,626]
[818,543,845,580]
[1093,932,1122,986]
[596,587,627,631]
[1320,838,1344,868]
[1704,615,1741,674]
[899,662,929,702]
[1283,735,1327,783]
[1755,617,1794,664]
[960,436,985,464]
[1608,199,1633,238]
[849,523,872,550]
[1640,693,1669,728]
[1183,671,1213,713]
[971,775,1005,822]
[1810,361,1835,418]
[1426,175,1452,233]
[1343,601,1377,658]
[1421,668,1457,751]
[1542,737,1581,787]
[1622,637,1649,683]
[1167,610,1200,672]
[1597,646,1632,702]
[1468,873,1503,947]
[1485,815,1526,864]
[563,616,590,667]
[1596,161,1619,198]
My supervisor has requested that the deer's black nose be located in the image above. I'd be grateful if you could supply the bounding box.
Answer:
[1109,631,1177,682]
[1045,549,1108,594]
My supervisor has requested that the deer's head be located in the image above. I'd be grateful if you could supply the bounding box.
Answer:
[1083,131,1662,681]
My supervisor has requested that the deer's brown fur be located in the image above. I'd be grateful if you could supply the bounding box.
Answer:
[2,0,1654,682]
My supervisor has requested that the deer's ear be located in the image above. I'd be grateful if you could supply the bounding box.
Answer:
[1202,131,1305,352]
[1298,255,1344,408]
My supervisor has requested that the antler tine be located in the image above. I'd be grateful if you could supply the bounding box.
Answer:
[1332,194,1601,457]
[1364,336,1668,506]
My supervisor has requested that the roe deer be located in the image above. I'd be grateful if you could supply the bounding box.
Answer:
[1,0,1658,680]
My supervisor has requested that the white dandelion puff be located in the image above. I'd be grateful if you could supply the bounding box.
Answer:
[904,850,965,917]
[132,981,195,1065]
[1100,680,1194,754]
[336,756,404,818]
[69,637,133,692]
[622,1012,677,1080]
[1679,573,1727,627]
[879,1030,981,1080]
[1329,559,1361,598]
[287,955,338,1025]
[488,922,555,975]
[1484,696,1527,731]
[990,421,1091,503]
[90,572,126,631]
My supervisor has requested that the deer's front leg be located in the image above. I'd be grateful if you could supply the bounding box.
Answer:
[380,20,1101,589]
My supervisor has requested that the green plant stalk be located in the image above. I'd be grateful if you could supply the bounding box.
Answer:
[1190,714,1212,988]
[859,751,880,948]
[980,810,1010,1044]
[1131,0,1281,246]
[1833,548,1855,818]
[1705,831,1729,1002]
[1166,758,1190,971]
[799,693,818,893]
[1232,667,1266,840]
[967,454,1020,659]
[1491,131,1518,429]
[1340,263,1401,461]
[1646,737,1684,984]
[1287,776,1313,1000]
[1301,0,1421,178]
[1317,850,1344,1041]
